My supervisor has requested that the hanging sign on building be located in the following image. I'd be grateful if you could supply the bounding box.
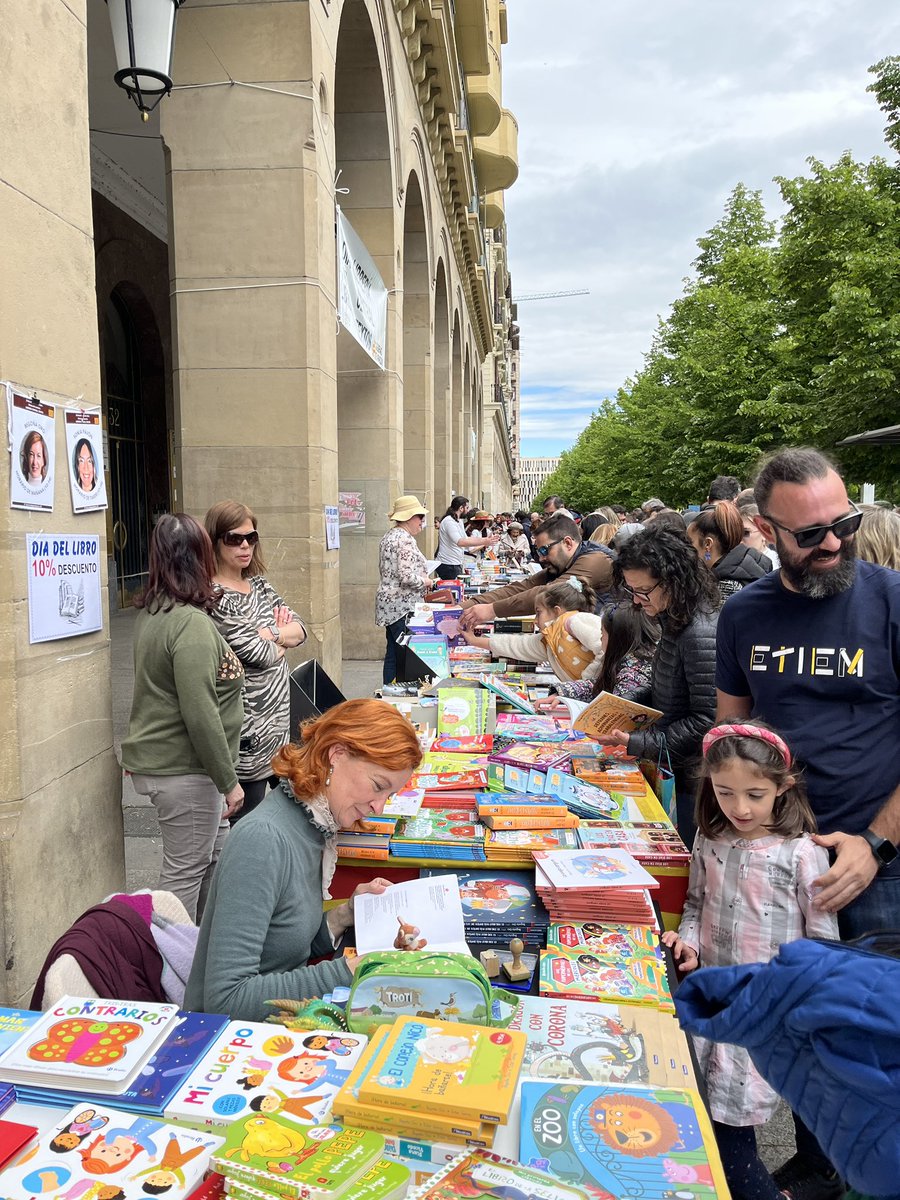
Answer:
[65,408,109,514]
[26,532,103,643]
[336,207,388,369]
[6,384,56,512]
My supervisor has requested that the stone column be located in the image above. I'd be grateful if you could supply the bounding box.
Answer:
[0,0,123,1003]
[162,0,342,677]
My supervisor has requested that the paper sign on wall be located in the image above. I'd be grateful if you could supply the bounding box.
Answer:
[65,408,108,513]
[325,504,340,550]
[336,206,388,369]
[7,385,56,512]
[339,490,366,530]
[26,532,103,643]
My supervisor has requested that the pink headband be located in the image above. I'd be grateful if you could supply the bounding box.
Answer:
[702,723,792,768]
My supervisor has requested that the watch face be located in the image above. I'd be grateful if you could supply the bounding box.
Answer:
[877,838,899,866]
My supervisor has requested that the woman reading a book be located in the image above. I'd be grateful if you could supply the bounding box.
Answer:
[185,699,422,1021]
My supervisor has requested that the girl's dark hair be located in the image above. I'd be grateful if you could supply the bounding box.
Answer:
[613,526,720,632]
[689,501,743,555]
[444,495,469,519]
[592,604,658,697]
[135,513,218,614]
[579,513,604,540]
[648,509,687,533]
[536,577,596,614]
[696,719,817,839]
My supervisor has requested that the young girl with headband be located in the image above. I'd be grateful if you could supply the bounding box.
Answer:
[460,577,603,682]
[662,720,839,1200]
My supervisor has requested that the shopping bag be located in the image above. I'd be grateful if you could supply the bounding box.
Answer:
[641,742,676,823]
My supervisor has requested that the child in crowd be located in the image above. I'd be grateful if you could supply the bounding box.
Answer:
[548,602,658,707]
[662,721,839,1200]
[461,577,603,682]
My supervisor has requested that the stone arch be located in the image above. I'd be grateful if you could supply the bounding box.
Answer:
[451,312,464,494]
[432,259,451,510]
[401,170,433,520]
[463,342,473,498]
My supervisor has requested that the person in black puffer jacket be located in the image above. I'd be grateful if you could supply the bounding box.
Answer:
[687,501,771,600]
[592,526,722,848]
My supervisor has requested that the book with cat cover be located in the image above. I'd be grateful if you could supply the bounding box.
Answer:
[508,994,694,1088]
[357,1017,526,1125]
[539,945,674,1012]
[211,1116,384,1200]
[518,1081,728,1199]
[0,995,179,1093]
[407,1149,590,1200]
[12,1010,229,1116]
[0,1102,223,1200]
[164,1022,367,1131]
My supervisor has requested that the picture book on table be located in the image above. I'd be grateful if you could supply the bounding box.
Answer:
[539,945,674,1012]
[533,849,658,891]
[357,1016,526,1125]
[485,828,580,854]
[489,743,570,770]
[164,1022,367,1130]
[477,675,536,714]
[353,874,468,955]
[494,713,571,741]
[575,822,689,864]
[392,811,486,844]
[0,1102,222,1200]
[0,996,180,1093]
[430,734,494,754]
[518,1081,728,1199]
[0,1008,40,1058]
[508,995,693,1088]
[13,1011,230,1115]
[549,922,663,959]
[572,691,664,739]
[211,1115,384,1200]
[437,689,490,737]
[407,1148,590,1200]
[476,793,569,818]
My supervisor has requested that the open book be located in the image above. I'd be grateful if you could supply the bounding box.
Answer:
[353,874,470,955]
[572,690,663,738]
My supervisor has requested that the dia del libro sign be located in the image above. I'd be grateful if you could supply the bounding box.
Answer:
[27,533,103,643]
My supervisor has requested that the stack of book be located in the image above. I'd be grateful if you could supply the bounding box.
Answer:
[484,826,580,863]
[437,687,491,737]
[211,1115,397,1200]
[10,1010,228,1116]
[494,712,571,740]
[475,792,577,831]
[335,815,398,860]
[164,1021,369,1131]
[488,742,571,773]
[533,848,659,926]
[517,1080,728,1196]
[333,1016,525,1149]
[540,922,674,1012]
[390,810,487,861]
[0,1101,223,1200]
[576,821,690,867]
[406,1149,591,1200]
[421,867,550,947]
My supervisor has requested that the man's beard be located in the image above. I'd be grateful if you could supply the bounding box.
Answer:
[777,534,857,598]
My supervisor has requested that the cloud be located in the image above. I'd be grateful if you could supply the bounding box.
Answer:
[502,0,900,451]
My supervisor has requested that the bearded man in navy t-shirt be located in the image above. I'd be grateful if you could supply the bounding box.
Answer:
[715,447,900,1200]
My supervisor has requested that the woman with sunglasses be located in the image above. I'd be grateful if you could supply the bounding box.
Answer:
[205,501,307,820]
[595,525,721,848]
[121,514,245,921]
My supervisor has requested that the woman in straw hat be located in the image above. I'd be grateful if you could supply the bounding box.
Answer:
[375,495,432,685]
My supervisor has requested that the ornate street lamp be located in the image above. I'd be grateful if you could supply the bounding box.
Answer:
[105,0,185,121]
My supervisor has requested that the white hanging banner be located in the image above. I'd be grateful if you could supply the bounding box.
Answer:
[7,385,56,512]
[336,206,388,369]
[65,408,109,514]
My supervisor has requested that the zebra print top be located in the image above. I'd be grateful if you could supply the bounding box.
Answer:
[211,575,303,781]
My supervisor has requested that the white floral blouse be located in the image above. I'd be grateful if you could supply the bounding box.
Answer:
[375,527,428,626]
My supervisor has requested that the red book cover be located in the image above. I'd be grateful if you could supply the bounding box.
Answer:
[0,1119,37,1168]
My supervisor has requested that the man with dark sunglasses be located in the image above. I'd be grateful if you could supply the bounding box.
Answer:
[458,513,614,628]
[715,447,900,1200]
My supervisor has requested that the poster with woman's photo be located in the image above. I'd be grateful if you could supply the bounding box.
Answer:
[7,385,55,512]
[64,408,108,513]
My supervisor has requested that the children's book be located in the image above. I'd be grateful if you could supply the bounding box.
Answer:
[494,712,570,740]
[391,811,487,861]
[420,868,549,946]
[0,1102,222,1199]
[518,1081,728,1198]
[211,1116,384,1200]
[0,1008,40,1058]
[549,922,662,958]
[489,743,570,770]
[0,1119,37,1169]
[0,995,180,1093]
[477,675,536,714]
[407,1149,590,1200]
[576,822,689,865]
[353,874,469,955]
[408,635,451,680]
[357,1017,526,1125]
[164,1022,367,1131]
[476,793,569,818]
[437,689,489,737]
[508,995,693,1088]
[572,691,664,739]
[484,828,579,862]
[533,849,658,891]
[430,734,494,753]
[13,1010,229,1116]
[539,945,674,1012]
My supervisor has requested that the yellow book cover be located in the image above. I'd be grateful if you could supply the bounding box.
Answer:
[481,812,580,830]
[338,1101,495,1147]
[358,1016,526,1124]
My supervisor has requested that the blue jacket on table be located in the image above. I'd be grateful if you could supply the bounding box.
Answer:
[673,936,900,1198]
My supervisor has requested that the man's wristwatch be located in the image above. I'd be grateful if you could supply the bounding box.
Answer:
[860,828,899,869]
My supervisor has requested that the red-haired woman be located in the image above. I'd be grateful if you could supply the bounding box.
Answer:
[185,698,422,1020]
[121,514,245,921]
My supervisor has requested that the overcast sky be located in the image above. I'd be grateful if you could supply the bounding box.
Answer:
[503,0,900,458]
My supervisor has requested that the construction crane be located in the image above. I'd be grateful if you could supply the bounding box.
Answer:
[516,289,590,302]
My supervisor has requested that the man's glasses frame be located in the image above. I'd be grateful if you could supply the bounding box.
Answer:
[222,530,260,547]
[759,501,863,550]
[534,538,566,559]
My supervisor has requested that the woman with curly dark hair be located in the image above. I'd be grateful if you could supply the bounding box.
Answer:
[593,525,721,846]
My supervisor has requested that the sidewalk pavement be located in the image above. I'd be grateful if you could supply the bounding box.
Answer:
[111,606,795,1170]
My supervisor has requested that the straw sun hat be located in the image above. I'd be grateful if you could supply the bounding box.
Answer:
[388,494,427,522]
